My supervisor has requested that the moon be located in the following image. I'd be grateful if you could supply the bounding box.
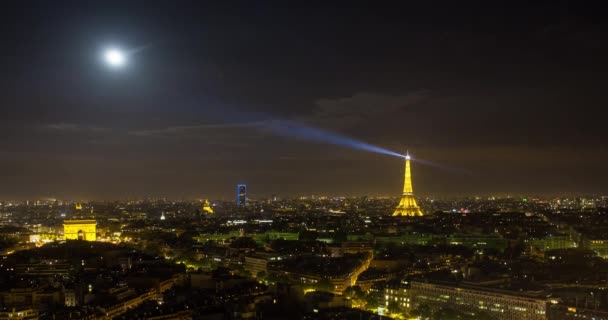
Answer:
[103,48,126,68]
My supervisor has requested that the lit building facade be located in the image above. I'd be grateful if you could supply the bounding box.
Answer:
[64,289,77,307]
[244,253,275,278]
[237,184,247,206]
[380,280,410,314]
[581,237,608,258]
[549,305,608,320]
[63,220,97,241]
[393,153,423,216]
[525,235,575,252]
[0,308,38,320]
[410,281,548,320]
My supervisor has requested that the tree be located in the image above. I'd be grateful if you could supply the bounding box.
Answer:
[230,237,258,249]
[473,311,496,320]
[0,236,17,251]
[299,230,318,241]
[344,285,365,299]
[257,271,267,280]
[344,285,367,308]
[144,242,162,256]
[266,272,289,284]
[364,292,379,309]
[315,278,333,292]
[433,307,461,320]
[388,301,405,314]
[430,307,495,320]
[411,304,432,320]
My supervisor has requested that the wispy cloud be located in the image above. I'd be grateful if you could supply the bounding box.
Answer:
[130,121,267,137]
[42,123,111,133]
[310,90,431,127]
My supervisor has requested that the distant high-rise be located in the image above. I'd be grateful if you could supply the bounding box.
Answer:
[393,152,424,216]
[237,184,247,206]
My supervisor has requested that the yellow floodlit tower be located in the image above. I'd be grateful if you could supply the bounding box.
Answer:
[202,199,214,214]
[393,152,424,216]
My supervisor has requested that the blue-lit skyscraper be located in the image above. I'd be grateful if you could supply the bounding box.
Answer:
[236,184,247,206]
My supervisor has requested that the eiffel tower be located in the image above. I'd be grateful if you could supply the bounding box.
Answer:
[393,152,424,216]
[202,199,214,214]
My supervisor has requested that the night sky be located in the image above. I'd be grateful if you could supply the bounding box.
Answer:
[1,1,607,200]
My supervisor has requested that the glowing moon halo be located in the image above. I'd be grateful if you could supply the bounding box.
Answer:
[103,48,126,68]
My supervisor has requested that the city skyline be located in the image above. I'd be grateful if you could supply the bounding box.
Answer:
[0,150,604,201]
[2,2,608,320]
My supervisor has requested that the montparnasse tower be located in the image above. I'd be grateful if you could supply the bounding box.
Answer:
[393,152,424,216]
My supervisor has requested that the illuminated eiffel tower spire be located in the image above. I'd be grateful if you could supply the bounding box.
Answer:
[393,151,423,216]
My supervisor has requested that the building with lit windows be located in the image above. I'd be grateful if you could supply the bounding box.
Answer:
[237,184,247,206]
[0,288,62,312]
[447,233,508,252]
[380,279,410,314]
[15,261,70,276]
[244,253,277,278]
[268,253,372,294]
[410,280,548,320]
[64,289,77,307]
[548,305,608,320]
[581,236,608,258]
[0,308,38,320]
[375,233,438,246]
[63,220,97,241]
[524,234,574,252]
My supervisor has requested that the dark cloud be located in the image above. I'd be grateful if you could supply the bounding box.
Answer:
[309,91,431,128]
